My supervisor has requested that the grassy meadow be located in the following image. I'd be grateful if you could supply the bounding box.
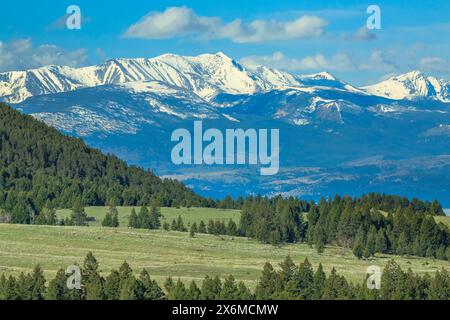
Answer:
[0,209,449,288]
[56,206,241,228]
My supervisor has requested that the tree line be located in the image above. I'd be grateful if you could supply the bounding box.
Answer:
[238,195,450,260]
[1,253,449,300]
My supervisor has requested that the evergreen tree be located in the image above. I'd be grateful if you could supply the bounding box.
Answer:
[314,223,325,254]
[168,279,187,300]
[189,224,196,238]
[149,206,161,229]
[220,275,239,300]
[201,275,222,300]
[70,200,88,226]
[138,206,151,229]
[46,269,68,300]
[102,212,112,227]
[30,265,46,300]
[128,208,139,228]
[198,220,207,234]
[82,252,104,300]
[375,228,388,254]
[176,216,186,232]
[187,281,201,300]
[136,269,165,300]
[352,227,365,259]
[104,270,120,300]
[227,219,238,236]
[255,263,278,300]
[313,263,326,300]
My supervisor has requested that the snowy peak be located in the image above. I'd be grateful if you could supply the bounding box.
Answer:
[363,71,450,102]
[302,71,337,81]
[1,53,450,104]
[0,52,301,103]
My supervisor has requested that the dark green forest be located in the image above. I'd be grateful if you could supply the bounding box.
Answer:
[1,253,449,300]
[238,195,450,260]
[0,103,204,223]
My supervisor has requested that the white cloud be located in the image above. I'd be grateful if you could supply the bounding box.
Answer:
[0,39,87,72]
[359,49,397,72]
[124,6,328,43]
[420,56,449,73]
[240,51,354,72]
[353,26,377,41]
[124,7,220,40]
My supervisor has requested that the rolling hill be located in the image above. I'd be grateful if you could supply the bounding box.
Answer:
[0,103,203,224]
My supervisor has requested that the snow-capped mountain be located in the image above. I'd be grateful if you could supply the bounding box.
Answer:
[1,52,450,205]
[0,52,301,104]
[363,71,450,102]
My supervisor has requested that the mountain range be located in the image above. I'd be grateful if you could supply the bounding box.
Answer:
[1,52,449,205]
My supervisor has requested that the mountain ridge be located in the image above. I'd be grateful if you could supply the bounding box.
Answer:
[1,52,449,104]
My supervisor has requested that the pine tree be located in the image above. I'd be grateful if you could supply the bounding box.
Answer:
[70,200,88,226]
[187,281,201,300]
[104,270,120,300]
[201,275,222,300]
[149,206,161,229]
[313,263,326,300]
[164,277,174,294]
[365,226,377,257]
[171,219,178,231]
[375,228,388,253]
[352,227,365,259]
[227,219,238,236]
[292,258,315,300]
[83,252,104,300]
[118,261,136,300]
[198,220,207,234]
[46,269,68,300]
[135,269,165,300]
[427,269,450,300]
[189,224,196,238]
[112,211,119,228]
[102,212,112,227]
[30,265,46,300]
[255,263,278,300]
[236,282,253,300]
[176,216,186,232]
[168,279,187,300]
[138,206,151,229]
[314,223,325,254]
[128,208,139,228]
[220,275,239,300]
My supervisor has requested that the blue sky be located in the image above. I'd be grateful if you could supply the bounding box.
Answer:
[1,0,449,85]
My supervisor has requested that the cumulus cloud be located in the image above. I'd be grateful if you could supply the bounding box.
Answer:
[240,51,355,72]
[0,39,87,72]
[124,7,328,43]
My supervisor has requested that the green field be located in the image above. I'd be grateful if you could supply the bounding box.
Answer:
[0,222,448,288]
[56,206,241,228]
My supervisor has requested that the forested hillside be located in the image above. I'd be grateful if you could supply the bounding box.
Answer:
[0,103,203,224]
